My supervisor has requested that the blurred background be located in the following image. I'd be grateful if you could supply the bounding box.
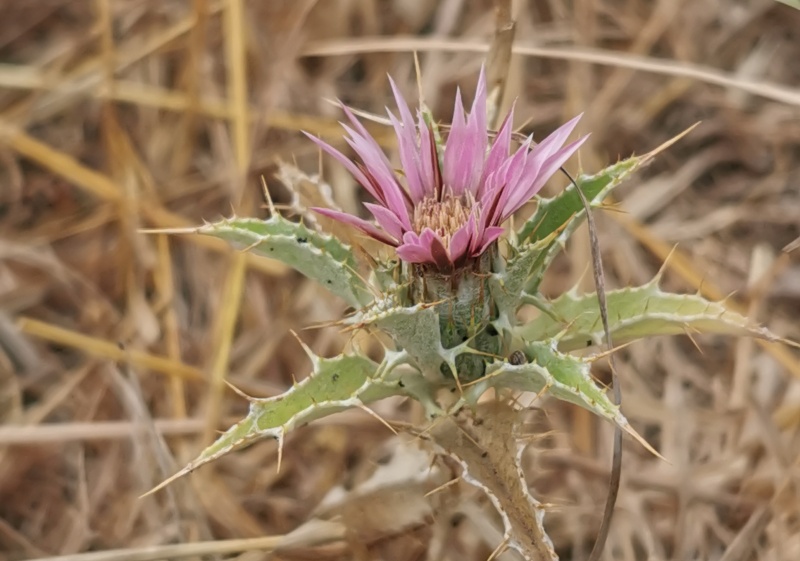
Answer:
[1,1,799,560]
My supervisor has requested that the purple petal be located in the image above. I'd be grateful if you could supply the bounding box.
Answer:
[442,87,470,196]
[418,114,442,200]
[342,125,412,229]
[396,243,432,263]
[427,232,454,271]
[475,226,505,255]
[388,110,425,203]
[498,116,584,217]
[463,66,488,195]
[312,207,398,246]
[531,113,583,162]
[478,102,515,200]
[449,213,476,263]
[386,78,427,204]
[501,134,589,221]
[397,229,452,270]
[443,73,489,197]
[478,136,533,233]
[396,231,434,263]
[303,132,379,202]
[364,202,407,240]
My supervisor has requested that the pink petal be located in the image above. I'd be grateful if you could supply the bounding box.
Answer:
[443,72,488,197]
[477,102,515,200]
[312,207,398,246]
[397,229,452,270]
[340,104,411,210]
[388,76,417,133]
[364,202,407,240]
[498,115,584,215]
[418,113,442,200]
[340,103,394,166]
[449,213,476,264]
[501,134,589,221]
[442,87,470,196]
[478,136,533,234]
[475,226,505,255]
[388,78,426,203]
[342,125,412,229]
[463,66,488,195]
[396,231,434,263]
[395,244,432,263]
[388,110,425,203]
[531,113,583,161]
[303,132,380,202]
[427,232,453,271]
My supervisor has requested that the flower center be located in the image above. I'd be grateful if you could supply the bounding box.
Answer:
[412,192,474,246]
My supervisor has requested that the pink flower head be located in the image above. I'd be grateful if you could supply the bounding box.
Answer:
[306,68,588,271]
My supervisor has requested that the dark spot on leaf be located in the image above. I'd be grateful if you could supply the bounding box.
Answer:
[481,451,488,458]
[586,339,592,347]
[326,279,332,284]
[332,373,339,382]
[450,513,464,527]
[398,380,405,388]
[296,237,307,244]
[450,387,457,393]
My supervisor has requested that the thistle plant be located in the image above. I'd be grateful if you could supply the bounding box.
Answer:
[151,68,781,559]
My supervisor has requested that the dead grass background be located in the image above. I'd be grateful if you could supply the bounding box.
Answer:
[1,1,799,560]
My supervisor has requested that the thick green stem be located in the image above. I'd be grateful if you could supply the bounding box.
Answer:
[408,251,499,381]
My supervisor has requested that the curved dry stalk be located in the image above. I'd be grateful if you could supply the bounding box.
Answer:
[570,168,623,561]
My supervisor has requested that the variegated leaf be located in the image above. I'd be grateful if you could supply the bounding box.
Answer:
[465,341,658,456]
[198,215,373,308]
[517,156,643,291]
[419,403,558,561]
[517,281,780,351]
[345,298,451,379]
[489,235,553,325]
[146,353,414,495]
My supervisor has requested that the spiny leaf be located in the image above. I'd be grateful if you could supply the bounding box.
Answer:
[518,125,699,292]
[276,162,386,258]
[489,236,552,324]
[517,281,781,352]
[198,215,373,308]
[346,299,447,378]
[346,298,494,383]
[517,156,643,291]
[419,403,558,561]
[145,353,409,495]
[465,342,658,457]
[517,157,640,244]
